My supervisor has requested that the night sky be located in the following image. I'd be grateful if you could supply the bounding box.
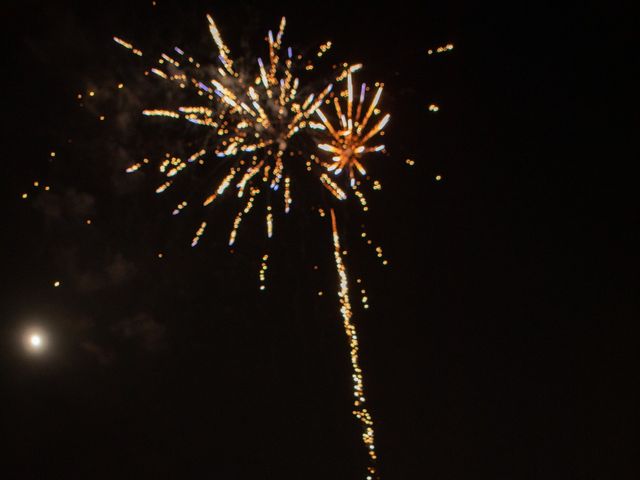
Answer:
[3,1,636,479]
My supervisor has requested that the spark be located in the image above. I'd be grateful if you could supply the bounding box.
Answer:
[427,42,454,55]
[143,109,180,118]
[259,253,269,290]
[331,209,378,474]
[266,206,273,238]
[126,162,142,173]
[113,36,143,56]
[320,173,347,200]
[354,188,369,212]
[284,177,292,213]
[191,221,207,247]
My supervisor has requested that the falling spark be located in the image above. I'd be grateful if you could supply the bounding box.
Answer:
[113,36,143,56]
[266,206,273,238]
[284,177,292,213]
[259,253,269,290]
[427,43,454,55]
[191,221,207,247]
[331,209,378,475]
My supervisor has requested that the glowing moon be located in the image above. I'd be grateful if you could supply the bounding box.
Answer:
[23,328,48,354]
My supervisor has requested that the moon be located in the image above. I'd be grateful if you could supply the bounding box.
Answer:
[23,328,48,354]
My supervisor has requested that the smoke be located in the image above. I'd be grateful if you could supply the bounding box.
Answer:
[112,312,166,352]
[33,188,96,222]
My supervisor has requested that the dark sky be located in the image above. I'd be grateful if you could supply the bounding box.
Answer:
[3,1,636,479]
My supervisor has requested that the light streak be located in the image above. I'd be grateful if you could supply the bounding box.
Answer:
[331,209,378,477]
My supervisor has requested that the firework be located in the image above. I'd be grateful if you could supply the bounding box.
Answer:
[113,13,389,478]
[316,71,390,190]
[118,15,334,250]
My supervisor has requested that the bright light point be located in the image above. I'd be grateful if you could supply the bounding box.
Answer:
[435,175,442,181]
[53,281,61,287]
[23,328,48,354]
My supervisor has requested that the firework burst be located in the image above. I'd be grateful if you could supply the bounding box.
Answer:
[316,71,390,189]
[118,15,335,248]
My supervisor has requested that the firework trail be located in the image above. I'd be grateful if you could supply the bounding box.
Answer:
[331,208,378,478]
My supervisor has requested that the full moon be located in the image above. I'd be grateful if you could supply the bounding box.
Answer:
[23,328,48,354]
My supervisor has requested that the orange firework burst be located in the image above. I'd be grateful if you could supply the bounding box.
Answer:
[316,71,390,188]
